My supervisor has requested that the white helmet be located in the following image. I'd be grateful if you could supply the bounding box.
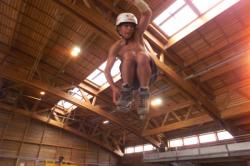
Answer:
[116,13,138,26]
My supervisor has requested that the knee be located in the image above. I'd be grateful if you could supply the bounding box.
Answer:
[123,56,135,66]
[136,53,150,66]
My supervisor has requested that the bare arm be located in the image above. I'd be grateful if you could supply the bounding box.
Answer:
[104,41,122,104]
[128,0,152,36]
[104,41,121,89]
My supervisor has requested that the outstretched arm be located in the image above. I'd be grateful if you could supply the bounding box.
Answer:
[127,0,152,35]
[104,41,121,103]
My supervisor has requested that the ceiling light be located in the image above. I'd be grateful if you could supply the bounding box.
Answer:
[71,46,81,57]
[103,120,109,124]
[40,91,45,95]
[151,98,162,106]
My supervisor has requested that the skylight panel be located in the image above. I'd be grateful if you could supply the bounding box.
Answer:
[63,101,74,109]
[99,61,107,71]
[161,17,179,36]
[153,9,171,26]
[69,87,83,100]
[87,69,101,81]
[199,133,217,143]
[191,0,222,14]
[91,73,107,86]
[57,100,76,111]
[111,60,121,76]
[154,0,239,42]
[55,87,92,114]
[162,6,198,36]
[86,59,121,87]
[99,59,121,76]
[204,0,240,20]
[174,6,198,26]
[57,100,64,107]
[69,87,93,100]
[153,0,185,26]
[167,0,185,14]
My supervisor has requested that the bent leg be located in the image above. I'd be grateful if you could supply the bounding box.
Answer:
[135,52,152,87]
[121,53,136,86]
[135,52,152,119]
[116,53,136,112]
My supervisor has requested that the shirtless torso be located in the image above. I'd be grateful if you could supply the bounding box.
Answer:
[117,38,148,60]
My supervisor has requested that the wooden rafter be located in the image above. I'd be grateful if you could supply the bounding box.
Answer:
[143,102,250,136]
[144,39,239,136]
[0,102,121,156]
[149,101,193,118]
[0,66,159,147]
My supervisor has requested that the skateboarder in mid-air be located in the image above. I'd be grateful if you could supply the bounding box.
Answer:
[104,0,157,119]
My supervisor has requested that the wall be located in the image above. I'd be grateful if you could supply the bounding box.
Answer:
[0,108,118,166]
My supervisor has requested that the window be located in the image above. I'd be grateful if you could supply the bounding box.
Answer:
[125,147,134,154]
[217,130,233,140]
[199,133,217,143]
[134,145,143,153]
[183,136,198,146]
[169,138,183,147]
[144,144,154,151]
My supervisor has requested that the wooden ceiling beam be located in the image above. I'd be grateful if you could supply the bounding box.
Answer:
[200,54,250,82]
[78,83,112,105]
[0,0,25,65]
[0,65,159,147]
[28,11,65,81]
[51,32,98,84]
[214,78,250,96]
[53,0,119,40]
[143,114,212,136]
[54,0,239,136]
[0,102,121,156]
[143,102,250,136]
[54,0,168,59]
[184,25,250,67]
[149,101,193,118]
[144,39,239,136]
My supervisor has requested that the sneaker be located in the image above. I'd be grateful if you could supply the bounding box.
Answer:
[116,85,132,112]
[137,88,150,119]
